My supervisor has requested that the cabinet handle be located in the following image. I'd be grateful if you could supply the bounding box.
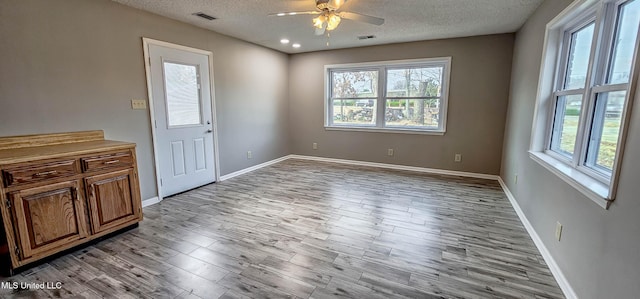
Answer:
[34,170,57,177]
[104,160,120,165]
[89,185,94,198]
[72,187,79,201]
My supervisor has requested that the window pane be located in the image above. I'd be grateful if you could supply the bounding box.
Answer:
[386,67,443,97]
[331,70,378,98]
[551,95,583,156]
[384,99,440,129]
[332,99,376,125]
[164,62,202,127]
[564,23,595,90]
[608,0,640,84]
[586,91,626,172]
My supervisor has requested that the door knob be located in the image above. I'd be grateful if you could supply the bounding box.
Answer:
[206,129,213,133]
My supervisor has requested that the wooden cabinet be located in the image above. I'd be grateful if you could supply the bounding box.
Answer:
[9,180,88,259]
[0,131,143,272]
[85,169,140,234]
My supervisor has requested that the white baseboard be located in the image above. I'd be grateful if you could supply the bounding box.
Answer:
[289,154,499,180]
[219,155,291,181]
[142,196,161,208]
[217,154,499,183]
[497,178,578,299]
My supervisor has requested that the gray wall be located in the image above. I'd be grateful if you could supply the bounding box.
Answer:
[502,0,640,297]
[288,35,514,175]
[0,0,290,200]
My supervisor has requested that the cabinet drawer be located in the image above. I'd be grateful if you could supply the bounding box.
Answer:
[2,160,78,187]
[81,151,133,172]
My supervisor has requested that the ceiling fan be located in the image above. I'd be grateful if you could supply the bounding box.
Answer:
[270,0,385,36]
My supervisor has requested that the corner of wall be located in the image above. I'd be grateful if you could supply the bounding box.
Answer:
[498,177,578,299]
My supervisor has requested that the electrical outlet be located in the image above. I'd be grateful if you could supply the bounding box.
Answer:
[454,154,462,162]
[555,222,563,241]
[247,151,252,159]
[387,149,394,156]
[131,99,147,110]
[313,143,318,150]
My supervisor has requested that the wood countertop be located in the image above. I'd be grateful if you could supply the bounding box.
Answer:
[0,131,136,165]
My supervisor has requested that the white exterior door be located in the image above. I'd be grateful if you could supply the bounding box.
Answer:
[148,43,216,197]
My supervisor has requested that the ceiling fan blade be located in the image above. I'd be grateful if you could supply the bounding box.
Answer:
[268,11,320,17]
[340,12,385,25]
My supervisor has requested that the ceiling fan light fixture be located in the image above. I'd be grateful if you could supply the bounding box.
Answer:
[313,15,326,29]
[326,13,341,31]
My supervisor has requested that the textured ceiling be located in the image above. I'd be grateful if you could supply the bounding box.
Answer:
[112,0,544,54]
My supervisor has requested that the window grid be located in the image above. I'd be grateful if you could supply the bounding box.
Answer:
[325,58,451,133]
[545,0,640,184]
[548,18,596,162]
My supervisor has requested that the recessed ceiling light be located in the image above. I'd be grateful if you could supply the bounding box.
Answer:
[288,12,297,15]
[277,13,286,16]
[292,43,301,48]
[280,39,290,44]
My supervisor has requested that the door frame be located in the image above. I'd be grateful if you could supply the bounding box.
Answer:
[142,37,221,203]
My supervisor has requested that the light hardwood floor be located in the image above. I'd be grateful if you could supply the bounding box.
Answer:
[0,159,564,298]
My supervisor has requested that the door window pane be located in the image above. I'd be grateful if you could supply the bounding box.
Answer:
[385,99,440,128]
[586,91,626,171]
[564,23,595,90]
[607,0,640,84]
[164,62,202,127]
[551,95,583,156]
[331,70,378,98]
[386,67,443,97]
[332,99,376,125]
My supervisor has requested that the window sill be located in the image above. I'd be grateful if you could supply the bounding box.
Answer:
[529,151,613,210]
[325,126,445,135]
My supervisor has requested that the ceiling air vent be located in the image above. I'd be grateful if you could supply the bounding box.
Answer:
[193,12,217,21]
[358,35,376,40]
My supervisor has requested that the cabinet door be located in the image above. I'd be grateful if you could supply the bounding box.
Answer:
[85,169,141,234]
[10,180,88,259]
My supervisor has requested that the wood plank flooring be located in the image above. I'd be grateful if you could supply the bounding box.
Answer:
[0,159,564,298]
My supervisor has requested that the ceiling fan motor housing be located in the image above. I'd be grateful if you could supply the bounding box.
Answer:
[316,0,343,11]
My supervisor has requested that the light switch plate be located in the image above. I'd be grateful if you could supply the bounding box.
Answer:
[131,99,147,110]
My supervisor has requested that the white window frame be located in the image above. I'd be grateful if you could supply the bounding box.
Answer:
[324,57,452,135]
[530,0,640,209]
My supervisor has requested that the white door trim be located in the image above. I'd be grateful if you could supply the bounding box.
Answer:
[142,37,221,204]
